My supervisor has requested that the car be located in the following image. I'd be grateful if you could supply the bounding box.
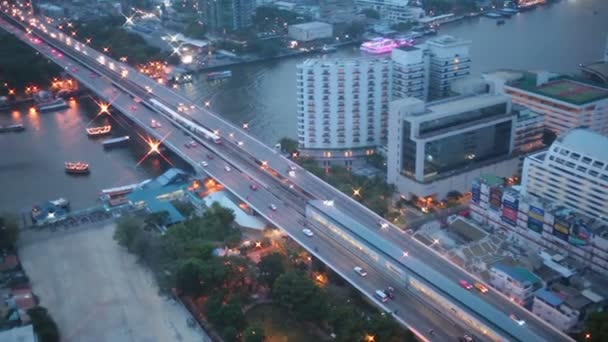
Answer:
[224,165,231,172]
[130,105,137,111]
[374,290,389,302]
[207,154,214,160]
[458,335,474,342]
[200,161,208,167]
[458,280,473,290]
[509,314,525,326]
[250,184,258,191]
[385,286,395,299]
[188,140,197,148]
[353,266,367,277]
[302,228,314,237]
[474,282,489,293]
[269,204,277,211]
[378,220,389,229]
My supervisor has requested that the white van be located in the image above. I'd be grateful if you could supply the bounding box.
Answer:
[374,290,388,302]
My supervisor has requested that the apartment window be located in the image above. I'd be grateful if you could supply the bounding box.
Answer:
[589,170,599,177]
[571,153,581,160]
[593,161,605,168]
[582,157,592,164]
[577,166,587,173]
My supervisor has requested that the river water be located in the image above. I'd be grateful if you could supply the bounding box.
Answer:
[1,0,607,213]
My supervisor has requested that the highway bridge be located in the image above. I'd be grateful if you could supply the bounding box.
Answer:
[0,4,573,342]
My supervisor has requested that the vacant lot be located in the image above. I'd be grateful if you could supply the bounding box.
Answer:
[18,222,210,342]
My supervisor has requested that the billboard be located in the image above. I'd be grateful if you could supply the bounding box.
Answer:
[569,222,591,246]
[553,219,570,235]
[553,228,569,241]
[472,181,481,203]
[489,187,503,209]
[527,218,543,233]
[528,205,544,222]
[501,207,518,226]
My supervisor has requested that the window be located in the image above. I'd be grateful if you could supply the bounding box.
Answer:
[593,161,605,168]
[582,157,592,164]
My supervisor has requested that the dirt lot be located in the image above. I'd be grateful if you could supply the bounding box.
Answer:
[18,222,211,342]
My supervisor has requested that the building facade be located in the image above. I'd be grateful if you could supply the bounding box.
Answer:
[201,0,255,31]
[288,22,333,42]
[513,105,544,154]
[521,128,608,222]
[470,174,608,276]
[391,46,429,101]
[489,263,542,306]
[297,58,391,166]
[484,70,608,136]
[355,0,414,24]
[426,35,472,100]
[387,94,518,200]
[532,288,580,332]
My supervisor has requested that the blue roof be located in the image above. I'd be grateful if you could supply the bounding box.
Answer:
[493,263,541,286]
[307,200,542,342]
[156,168,188,187]
[127,183,184,203]
[146,201,185,224]
[535,289,563,308]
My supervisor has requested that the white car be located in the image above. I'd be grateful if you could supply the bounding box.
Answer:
[509,314,526,326]
[224,165,231,172]
[200,161,208,167]
[378,220,389,229]
[302,228,314,237]
[354,266,367,277]
[269,204,277,211]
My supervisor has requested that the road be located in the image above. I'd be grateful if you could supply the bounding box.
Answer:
[0,5,571,342]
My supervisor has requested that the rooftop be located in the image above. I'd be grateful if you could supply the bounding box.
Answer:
[492,263,541,286]
[289,21,332,30]
[475,173,505,188]
[535,288,564,307]
[509,72,608,105]
[426,34,471,47]
[555,128,608,163]
[580,61,608,83]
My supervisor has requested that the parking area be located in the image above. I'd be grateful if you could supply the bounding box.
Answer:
[18,222,210,342]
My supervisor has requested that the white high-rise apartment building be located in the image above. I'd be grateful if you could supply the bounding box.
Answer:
[355,0,413,24]
[484,70,608,136]
[391,45,429,100]
[522,128,608,222]
[427,35,472,100]
[296,58,391,167]
[391,35,471,101]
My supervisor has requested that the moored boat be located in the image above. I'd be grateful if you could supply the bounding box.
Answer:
[206,70,232,81]
[86,125,112,136]
[102,135,130,149]
[65,161,90,174]
[38,98,68,112]
[360,37,415,54]
[0,124,25,133]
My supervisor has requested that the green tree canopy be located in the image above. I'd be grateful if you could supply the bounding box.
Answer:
[258,252,286,286]
[0,214,19,250]
[581,312,608,342]
[113,216,144,250]
[243,324,265,342]
[278,137,299,155]
[360,8,380,19]
[27,306,60,342]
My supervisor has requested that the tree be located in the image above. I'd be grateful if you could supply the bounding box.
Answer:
[173,201,196,218]
[581,312,608,342]
[27,306,59,342]
[175,258,206,296]
[278,137,299,155]
[272,271,328,322]
[243,324,265,342]
[113,216,143,250]
[390,21,414,32]
[344,22,366,39]
[365,153,386,170]
[542,128,557,146]
[0,214,19,249]
[360,8,380,19]
[258,253,285,285]
[145,211,170,227]
[184,19,206,39]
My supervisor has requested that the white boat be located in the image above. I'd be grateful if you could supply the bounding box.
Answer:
[100,179,151,197]
[206,70,232,80]
[360,37,415,54]
[38,98,68,112]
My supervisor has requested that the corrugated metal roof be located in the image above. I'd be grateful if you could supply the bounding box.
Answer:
[535,289,563,307]
[493,263,541,286]
[307,200,542,342]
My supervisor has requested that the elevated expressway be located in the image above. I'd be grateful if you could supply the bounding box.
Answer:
[0,5,573,342]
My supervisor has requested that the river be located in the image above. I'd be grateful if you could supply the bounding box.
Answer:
[1,0,607,213]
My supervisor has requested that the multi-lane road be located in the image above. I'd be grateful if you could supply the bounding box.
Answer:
[0,5,572,341]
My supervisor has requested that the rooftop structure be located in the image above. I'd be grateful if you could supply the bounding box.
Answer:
[484,70,608,135]
[580,34,608,84]
[288,21,333,42]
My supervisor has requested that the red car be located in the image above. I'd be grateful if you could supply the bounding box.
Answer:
[459,280,473,290]
[250,184,258,191]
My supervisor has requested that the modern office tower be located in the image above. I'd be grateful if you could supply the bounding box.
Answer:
[201,0,255,31]
[355,0,414,24]
[387,93,517,200]
[296,58,391,167]
[426,35,472,100]
[521,128,608,222]
[484,70,608,136]
[470,173,608,276]
[391,46,429,101]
